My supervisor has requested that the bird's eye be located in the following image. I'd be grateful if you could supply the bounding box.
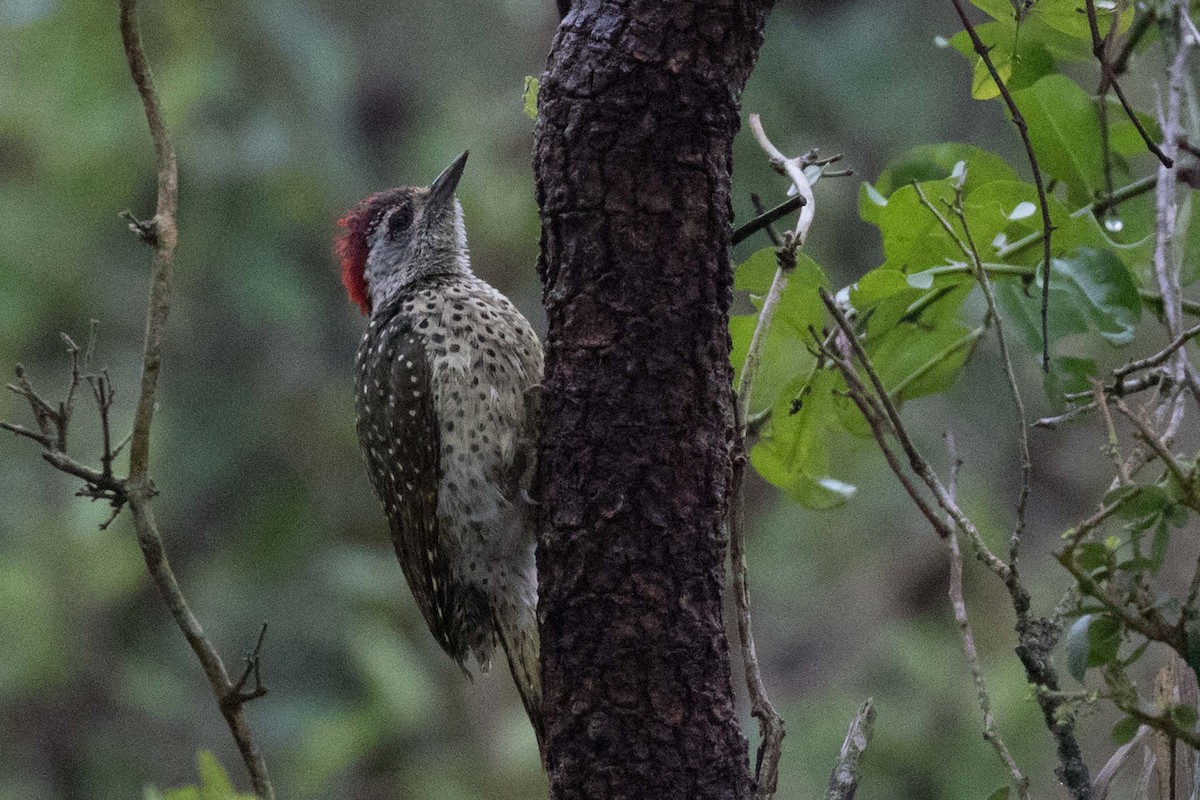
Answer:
[387,205,414,237]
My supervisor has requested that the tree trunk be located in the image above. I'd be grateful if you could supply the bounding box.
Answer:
[532,2,774,798]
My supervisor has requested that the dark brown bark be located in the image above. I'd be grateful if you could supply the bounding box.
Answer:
[533,2,774,798]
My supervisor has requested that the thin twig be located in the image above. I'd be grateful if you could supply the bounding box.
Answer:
[997,173,1157,261]
[949,0,1055,371]
[1147,7,1200,449]
[118,2,274,796]
[817,339,951,538]
[729,422,785,800]
[819,289,1093,798]
[1055,549,1184,650]
[733,195,805,246]
[1121,705,1200,752]
[229,623,270,705]
[1112,323,1200,383]
[1086,0,1174,167]
[1113,399,1193,496]
[914,179,1033,564]
[1091,725,1152,800]
[824,699,876,800]
[943,433,1030,800]
[1113,9,1155,76]
[1094,381,1132,486]
[750,193,785,249]
[818,288,1011,579]
[747,114,816,246]
[730,114,829,800]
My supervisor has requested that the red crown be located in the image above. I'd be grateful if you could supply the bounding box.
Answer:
[335,189,407,315]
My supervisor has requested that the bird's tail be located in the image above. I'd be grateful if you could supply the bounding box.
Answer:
[494,603,544,756]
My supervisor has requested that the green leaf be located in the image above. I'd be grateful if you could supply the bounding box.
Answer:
[877,178,960,268]
[869,143,1017,200]
[1107,97,1163,158]
[999,247,1141,356]
[1115,485,1170,520]
[1051,245,1142,343]
[970,0,1016,21]
[947,21,1055,97]
[849,267,914,311]
[731,249,829,415]
[1187,621,1200,675]
[750,369,856,509]
[964,180,1063,252]
[522,76,539,121]
[197,752,254,800]
[1088,616,1122,667]
[1172,704,1199,729]
[985,787,1011,800]
[1078,541,1111,573]
[730,314,803,417]
[1029,0,1130,41]
[858,181,888,226]
[1066,614,1121,682]
[867,321,983,405]
[1111,716,1140,745]
[1045,355,1097,405]
[1011,75,1106,207]
[150,752,256,800]
[735,248,828,339]
[837,287,978,435]
[1150,519,1171,574]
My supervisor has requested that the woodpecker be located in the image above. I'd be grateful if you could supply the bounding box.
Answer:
[336,152,544,745]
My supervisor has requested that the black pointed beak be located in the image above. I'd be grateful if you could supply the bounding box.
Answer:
[427,151,468,211]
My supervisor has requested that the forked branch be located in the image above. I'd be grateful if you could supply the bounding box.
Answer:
[1,3,276,797]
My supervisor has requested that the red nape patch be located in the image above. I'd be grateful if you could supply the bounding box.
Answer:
[334,189,407,315]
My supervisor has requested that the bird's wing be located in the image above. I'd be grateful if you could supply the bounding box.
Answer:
[356,311,464,663]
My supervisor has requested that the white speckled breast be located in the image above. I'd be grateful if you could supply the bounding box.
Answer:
[399,274,543,628]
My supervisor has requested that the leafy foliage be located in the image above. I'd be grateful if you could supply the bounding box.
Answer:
[733,3,1200,792]
[732,11,1174,509]
[143,752,257,800]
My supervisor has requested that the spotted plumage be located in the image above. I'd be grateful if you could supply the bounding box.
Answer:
[340,153,544,747]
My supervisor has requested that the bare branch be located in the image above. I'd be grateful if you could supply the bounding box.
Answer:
[118,2,274,796]
[824,699,876,800]
[949,0,1055,370]
[749,193,785,249]
[1094,381,1131,487]
[728,114,831,800]
[733,195,805,246]
[228,623,270,706]
[120,0,177,484]
[818,288,1010,579]
[1090,725,1152,800]
[0,421,53,449]
[747,114,816,246]
[1113,323,1200,383]
[815,336,951,538]
[1085,0,1174,167]
[1113,398,1194,500]
[914,179,1033,565]
[818,291,1092,798]
[943,434,1030,799]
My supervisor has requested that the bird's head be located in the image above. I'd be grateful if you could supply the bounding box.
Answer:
[336,151,471,315]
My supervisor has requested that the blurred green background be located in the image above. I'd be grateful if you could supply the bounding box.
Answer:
[0,1,1169,797]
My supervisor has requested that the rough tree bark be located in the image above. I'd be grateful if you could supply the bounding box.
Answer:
[532,2,774,797]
